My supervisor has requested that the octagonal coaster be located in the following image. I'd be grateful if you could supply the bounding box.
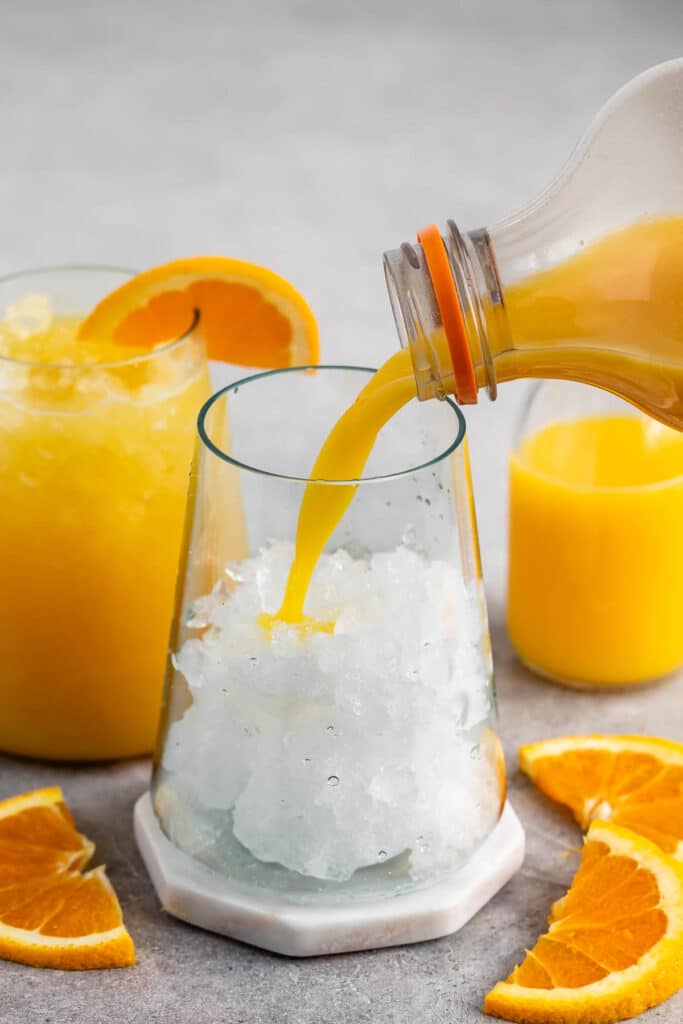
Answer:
[134,793,524,957]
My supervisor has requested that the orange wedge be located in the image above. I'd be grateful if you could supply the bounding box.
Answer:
[485,820,683,1023]
[0,787,134,969]
[520,735,683,858]
[482,728,507,816]
[77,257,319,367]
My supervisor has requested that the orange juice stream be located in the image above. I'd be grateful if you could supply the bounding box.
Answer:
[273,216,683,629]
[264,350,417,627]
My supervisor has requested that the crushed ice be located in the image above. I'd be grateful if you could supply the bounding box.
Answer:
[162,541,501,882]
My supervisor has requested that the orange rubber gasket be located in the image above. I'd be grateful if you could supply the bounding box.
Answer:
[417,224,478,404]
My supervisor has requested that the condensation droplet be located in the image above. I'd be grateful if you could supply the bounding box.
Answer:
[416,834,430,853]
[327,775,339,787]
[378,850,387,862]
[402,524,417,546]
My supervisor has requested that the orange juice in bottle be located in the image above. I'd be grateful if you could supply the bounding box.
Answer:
[383,62,683,429]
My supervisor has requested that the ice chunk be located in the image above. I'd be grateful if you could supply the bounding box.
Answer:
[3,294,53,339]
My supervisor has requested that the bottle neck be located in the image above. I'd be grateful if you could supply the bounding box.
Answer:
[383,221,510,404]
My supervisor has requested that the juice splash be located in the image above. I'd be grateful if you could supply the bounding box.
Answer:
[508,414,683,685]
[272,216,683,629]
[0,308,209,759]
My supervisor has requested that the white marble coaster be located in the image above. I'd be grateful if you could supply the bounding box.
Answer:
[134,793,524,957]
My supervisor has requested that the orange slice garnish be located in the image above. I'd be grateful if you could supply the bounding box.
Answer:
[77,257,319,366]
[520,734,683,858]
[0,787,134,970]
[485,820,683,1022]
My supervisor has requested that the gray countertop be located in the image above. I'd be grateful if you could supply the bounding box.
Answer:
[2,1,683,1021]
[3,652,682,1024]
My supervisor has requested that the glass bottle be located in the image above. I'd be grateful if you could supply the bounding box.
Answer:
[384,59,683,431]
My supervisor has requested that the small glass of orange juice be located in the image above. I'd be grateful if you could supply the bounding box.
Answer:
[0,267,210,760]
[508,380,683,688]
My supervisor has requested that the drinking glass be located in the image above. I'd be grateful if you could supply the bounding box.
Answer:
[0,267,210,759]
[153,366,506,907]
[508,380,683,687]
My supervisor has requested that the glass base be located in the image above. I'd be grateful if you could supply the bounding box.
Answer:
[134,792,525,957]
[518,655,676,692]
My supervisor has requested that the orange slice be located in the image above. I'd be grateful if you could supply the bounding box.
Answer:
[482,729,507,816]
[520,734,683,858]
[485,820,683,1023]
[77,257,319,367]
[0,787,134,969]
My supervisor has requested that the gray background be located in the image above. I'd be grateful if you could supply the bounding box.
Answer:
[1,1,683,1021]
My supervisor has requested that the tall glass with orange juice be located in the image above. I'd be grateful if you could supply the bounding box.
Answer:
[0,268,209,760]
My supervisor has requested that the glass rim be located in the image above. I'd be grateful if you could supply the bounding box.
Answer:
[197,364,467,485]
[0,264,199,370]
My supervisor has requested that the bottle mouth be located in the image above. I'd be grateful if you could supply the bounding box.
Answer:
[417,224,478,404]
[384,223,499,405]
[383,243,453,402]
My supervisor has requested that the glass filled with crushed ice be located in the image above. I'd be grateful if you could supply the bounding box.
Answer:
[152,366,506,911]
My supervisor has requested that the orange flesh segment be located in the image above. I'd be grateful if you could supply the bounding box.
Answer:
[520,736,683,856]
[507,836,666,989]
[114,290,195,349]
[0,787,134,970]
[486,744,683,1023]
[114,281,294,366]
[485,823,683,1023]
[524,937,609,987]
[0,842,84,883]
[0,801,84,852]
[38,870,122,938]
[77,257,319,368]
